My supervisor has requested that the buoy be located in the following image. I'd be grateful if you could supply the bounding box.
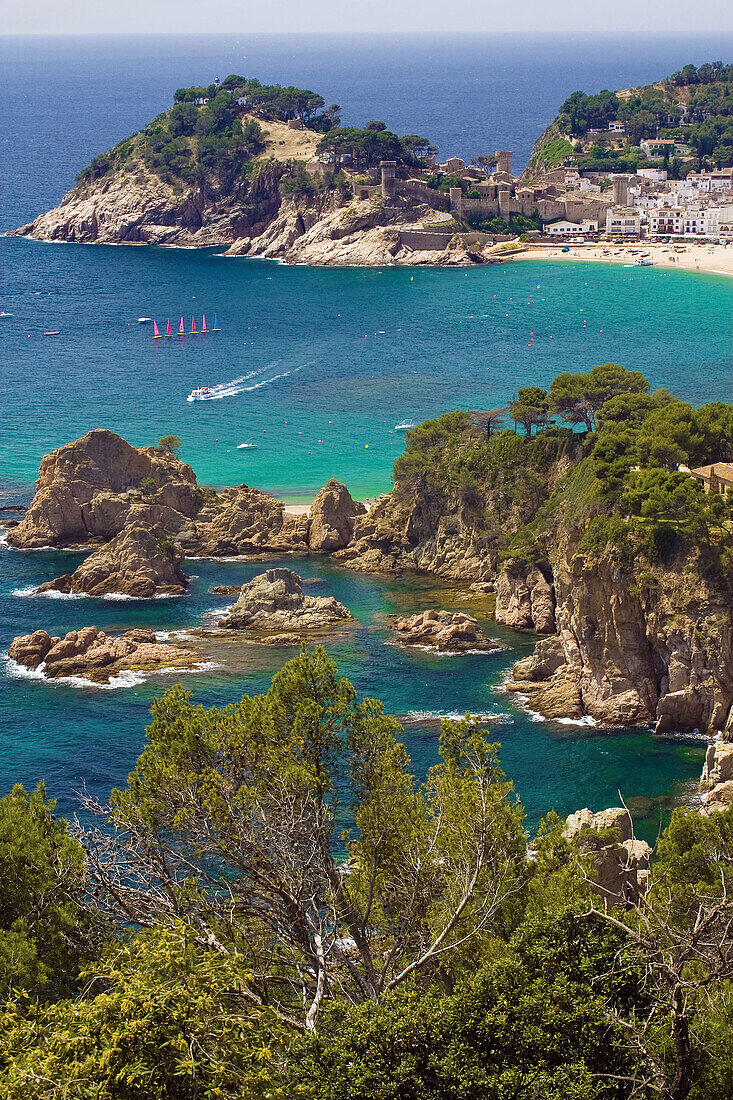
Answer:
[318,439,322,443]
[365,444,369,449]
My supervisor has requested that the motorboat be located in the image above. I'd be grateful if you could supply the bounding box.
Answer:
[137,317,152,324]
[394,421,416,431]
[237,442,257,449]
[187,386,216,401]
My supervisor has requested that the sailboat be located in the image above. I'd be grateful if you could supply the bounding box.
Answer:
[153,320,162,339]
[201,313,208,333]
[212,313,221,331]
[178,317,185,336]
[190,315,198,334]
[165,320,173,337]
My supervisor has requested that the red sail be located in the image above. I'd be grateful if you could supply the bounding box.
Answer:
[190,315,197,334]
[166,319,172,336]
[179,317,185,335]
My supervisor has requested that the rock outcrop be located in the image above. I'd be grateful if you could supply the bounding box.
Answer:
[308,479,366,552]
[564,806,652,905]
[504,548,733,736]
[392,609,502,653]
[495,565,555,633]
[193,486,310,556]
[8,626,199,683]
[699,741,733,815]
[38,525,188,598]
[7,430,201,550]
[223,568,353,640]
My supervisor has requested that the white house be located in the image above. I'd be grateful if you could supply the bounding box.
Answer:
[546,219,599,236]
[194,97,209,107]
[608,120,625,133]
[637,167,667,182]
[605,207,642,237]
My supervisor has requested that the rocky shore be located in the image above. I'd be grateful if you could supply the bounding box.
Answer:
[5,426,732,749]
[8,626,201,684]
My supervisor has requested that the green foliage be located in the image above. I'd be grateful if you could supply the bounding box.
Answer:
[0,783,91,1000]
[559,88,620,135]
[0,927,293,1099]
[509,386,550,436]
[157,434,181,453]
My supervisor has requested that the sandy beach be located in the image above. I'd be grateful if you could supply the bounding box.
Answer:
[510,240,733,276]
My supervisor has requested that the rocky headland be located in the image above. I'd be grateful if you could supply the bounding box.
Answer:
[391,609,502,653]
[8,626,200,684]
[222,568,354,643]
[6,359,733,750]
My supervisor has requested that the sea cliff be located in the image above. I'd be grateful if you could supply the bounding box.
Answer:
[6,359,732,739]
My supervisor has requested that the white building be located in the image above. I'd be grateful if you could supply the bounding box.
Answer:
[606,207,642,237]
[608,120,625,133]
[637,167,667,182]
[649,208,684,235]
[546,219,599,236]
[194,97,209,107]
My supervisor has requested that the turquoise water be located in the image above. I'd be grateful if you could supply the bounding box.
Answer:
[1,34,731,835]
[2,240,732,501]
[0,548,707,840]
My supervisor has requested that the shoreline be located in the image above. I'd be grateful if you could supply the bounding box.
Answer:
[508,241,733,277]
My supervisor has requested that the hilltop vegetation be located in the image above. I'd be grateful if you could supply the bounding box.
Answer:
[393,363,733,579]
[527,60,733,177]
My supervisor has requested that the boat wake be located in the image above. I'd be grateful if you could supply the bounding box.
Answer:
[188,365,301,402]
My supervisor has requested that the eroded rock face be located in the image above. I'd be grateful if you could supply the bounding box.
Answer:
[224,568,353,639]
[38,524,188,598]
[8,626,199,683]
[564,806,652,904]
[392,609,501,653]
[193,486,310,557]
[699,741,733,814]
[495,565,555,633]
[7,430,201,550]
[308,479,366,552]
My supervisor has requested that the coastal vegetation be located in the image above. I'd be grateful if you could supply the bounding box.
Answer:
[527,61,733,177]
[393,364,733,576]
[0,648,732,1098]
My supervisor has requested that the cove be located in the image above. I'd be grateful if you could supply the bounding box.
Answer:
[0,545,707,843]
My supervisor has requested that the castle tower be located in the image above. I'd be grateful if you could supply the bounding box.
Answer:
[498,187,511,219]
[495,151,513,177]
[380,160,397,200]
[612,175,628,206]
[449,187,463,219]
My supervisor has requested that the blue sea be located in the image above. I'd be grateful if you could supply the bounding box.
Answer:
[1,34,732,834]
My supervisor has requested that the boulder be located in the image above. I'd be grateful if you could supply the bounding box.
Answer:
[7,628,58,669]
[699,741,733,814]
[392,609,502,653]
[39,524,188,598]
[308,479,366,552]
[564,806,652,904]
[8,626,199,683]
[224,568,353,640]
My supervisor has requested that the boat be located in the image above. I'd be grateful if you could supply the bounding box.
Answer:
[153,320,162,339]
[178,317,185,336]
[635,257,653,266]
[237,442,257,449]
[212,313,221,331]
[394,421,416,431]
[190,315,198,334]
[1,311,13,318]
[43,330,60,336]
[137,317,152,324]
[165,320,173,337]
[187,386,216,401]
[201,313,208,333]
